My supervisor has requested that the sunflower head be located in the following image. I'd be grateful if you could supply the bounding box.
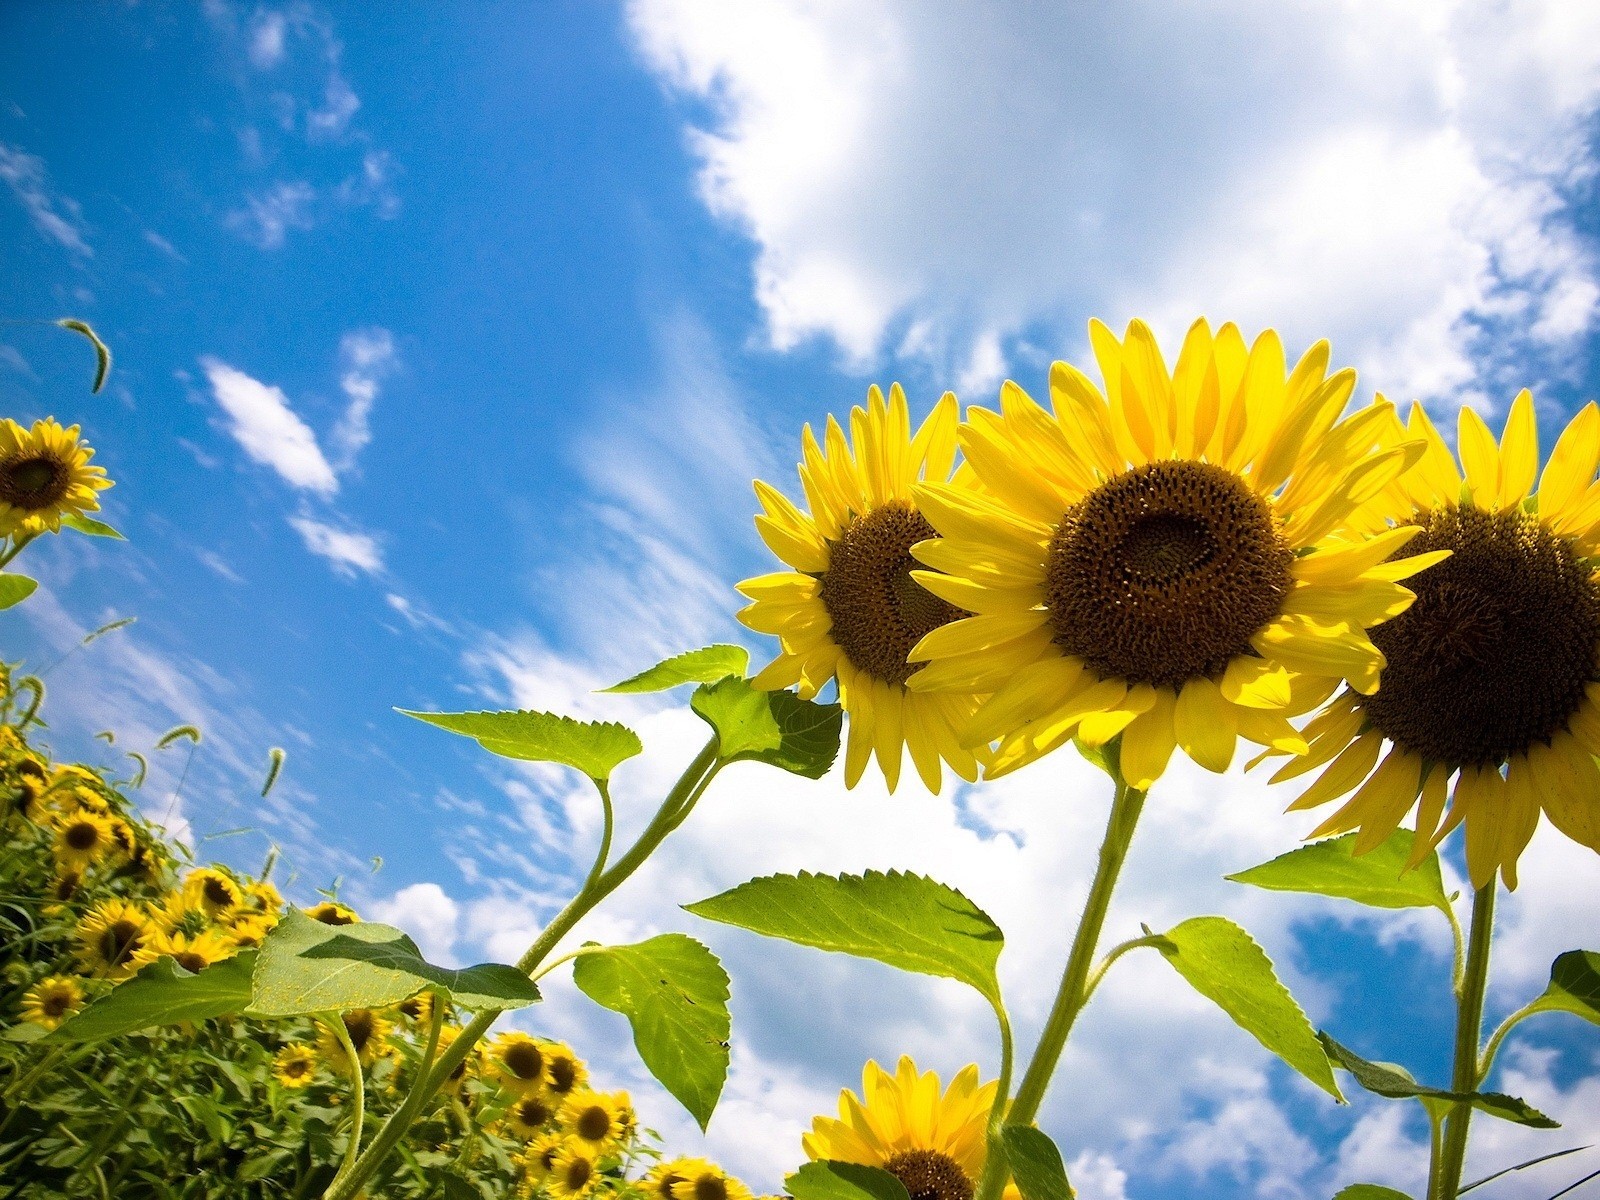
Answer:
[20,975,85,1030]
[490,1032,550,1093]
[132,927,236,977]
[667,1159,756,1200]
[523,1131,568,1183]
[273,1043,319,1088]
[244,879,284,914]
[548,1141,600,1200]
[226,913,276,950]
[907,318,1436,789]
[504,1092,558,1140]
[0,417,111,537]
[559,1088,631,1151]
[316,1007,393,1072]
[51,808,115,869]
[76,898,154,978]
[738,385,988,793]
[1277,393,1600,889]
[435,1025,483,1095]
[305,900,359,926]
[183,867,244,918]
[396,989,434,1025]
[541,1040,587,1099]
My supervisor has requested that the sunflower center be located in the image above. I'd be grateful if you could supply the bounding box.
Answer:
[884,1150,973,1200]
[565,1158,593,1191]
[518,1097,553,1127]
[1044,460,1293,687]
[203,878,235,908]
[654,1173,683,1200]
[819,502,966,686]
[345,1011,375,1052]
[285,1060,309,1079]
[100,921,143,964]
[693,1177,728,1200]
[42,991,72,1017]
[175,951,208,974]
[547,1054,578,1093]
[64,822,101,851]
[0,454,69,510]
[1360,504,1600,766]
[576,1105,611,1141]
[504,1042,544,1080]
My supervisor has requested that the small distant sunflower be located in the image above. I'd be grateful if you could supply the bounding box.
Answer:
[182,867,243,918]
[522,1131,568,1186]
[20,975,85,1030]
[738,385,987,792]
[244,879,284,914]
[6,775,44,821]
[51,809,116,871]
[317,1008,393,1073]
[805,1057,999,1200]
[667,1159,755,1200]
[272,1043,319,1088]
[548,1142,601,1200]
[647,1159,699,1200]
[304,900,359,925]
[542,1040,587,1100]
[44,868,83,910]
[0,417,111,536]
[1276,394,1600,889]
[435,1025,483,1096]
[490,1032,549,1094]
[154,890,211,936]
[909,319,1438,786]
[76,898,155,978]
[559,1088,632,1153]
[226,913,276,950]
[396,990,434,1025]
[505,1092,559,1140]
[131,927,236,976]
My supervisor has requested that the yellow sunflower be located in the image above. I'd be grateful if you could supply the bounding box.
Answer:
[182,867,243,919]
[804,1056,1000,1200]
[739,385,987,792]
[646,1159,700,1200]
[907,318,1439,787]
[505,1092,559,1140]
[435,1025,483,1096]
[19,975,85,1030]
[130,927,236,976]
[243,879,283,914]
[0,417,111,537]
[489,1031,550,1094]
[226,913,276,950]
[43,868,83,911]
[522,1131,568,1188]
[75,897,155,978]
[559,1088,632,1153]
[395,989,435,1026]
[316,1008,393,1073]
[541,1040,588,1101]
[548,1141,601,1200]
[667,1159,756,1200]
[273,1043,319,1088]
[6,774,44,822]
[304,900,359,925]
[51,808,116,871]
[1274,394,1600,889]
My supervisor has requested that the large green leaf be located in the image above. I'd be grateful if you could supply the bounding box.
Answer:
[1155,916,1341,1099]
[1319,1034,1558,1128]
[571,934,731,1131]
[399,709,641,783]
[1225,830,1449,914]
[1522,950,1600,1027]
[250,910,540,1016]
[686,870,1003,1006]
[0,573,38,609]
[51,953,256,1042]
[1332,1187,1413,1200]
[784,1162,911,1200]
[690,676,842,778]
[1004,1125,1074,1200]
[602,645,750,693]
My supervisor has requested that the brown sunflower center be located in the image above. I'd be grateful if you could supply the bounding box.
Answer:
[654,1173,683,1200]
[0,454,70,510]
[1360,504,1600,767]
[504,1041,544,1080]
[203,877,236,908]
[64,821,102,851]
[312,904,355,925]
[285,1059,310,1078]
[547,1054,578,1093]
[884,1150,973,1200]
[99,920,144,964]
[819,502,966,686]
[564,1157,594,1191]
[693,1176,728,1200]
[518,1097,553,1127]
[575,1105,612,1141]
[175,951,208,974]
[1044,460,1294,687]
[42,990,72,1017]
[344,1010,375,1052]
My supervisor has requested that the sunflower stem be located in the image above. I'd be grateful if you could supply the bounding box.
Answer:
[1432,882,1497,1200]
[320,737,724,1200]
[323,1013,367,1190]
[986,758,1148,1186]
[975,1000,1017,1200]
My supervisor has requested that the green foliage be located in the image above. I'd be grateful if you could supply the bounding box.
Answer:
[1154,916,1341,1099]
[1320,1035,1558,1127]
[57,317,112,392]
[261,746,286,797]
[602,645,750,693]
[0,573,38,609]
[686,869,1003,1006]
[61,513,125,539]
[785,1161,913,1200]
[691,675,842,777]
[571,934,730,1130]
[53,953,257,1042]
[400,708,642,783]
[1332,1187,1413,1199]
[1004,1125,1075,1200]
[250,909,539,1017]
[1225,830,1450,914]
[1522,951,1600,1027]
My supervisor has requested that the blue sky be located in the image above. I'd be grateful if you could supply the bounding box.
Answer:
[3,3,1599,1197]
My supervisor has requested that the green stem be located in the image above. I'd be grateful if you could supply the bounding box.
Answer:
[1081,934,1169,1007]
[1005,772,1148,1131]
[1477,1000,1537,1082]
[580,780,615,894]
[974,1002,1016,1200]
[1432,883,1497,1200]
[0,533,36,570]
[324,1014,367,1190]
[321,737,724,1200]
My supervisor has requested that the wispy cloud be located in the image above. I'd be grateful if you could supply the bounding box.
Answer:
[0,141,92,257]
[199,355,338,494]
[287,512,384,577]
[143,229,187,263]
[224,180,317,250]
[330,326,397,469]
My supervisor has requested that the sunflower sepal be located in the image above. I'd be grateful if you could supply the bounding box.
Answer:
[1318,1033,1558,1128]
[784,1160,911,1200]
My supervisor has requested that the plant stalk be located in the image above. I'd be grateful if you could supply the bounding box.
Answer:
[1430,883,1497,1200]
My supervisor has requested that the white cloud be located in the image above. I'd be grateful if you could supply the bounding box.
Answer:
[308,70,360,140]
[225,180,317,250]
[369,882,461,964]
[629,0,1600,406]
[143,229,187,262]
[330,326,396,469]
[288,513,383,577]
[248,9,288,69]
[200,355,339,494]
[0,142,92,257]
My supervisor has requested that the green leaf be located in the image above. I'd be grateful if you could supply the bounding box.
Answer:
[571,934,731,1130]
[1004,1125,1074,1200]
[1332,1187,1413,1200]
[57,317,111,392]
[1461,1146,1591,1194]
[0,573,38,609]
[1523,951,1600,1027]
[686,870,1003,1006]
[1155,916,1341,1099]
[400,709,641,782]
[690,676,842,778]
[784,1162,912,1200]
[51,953,256,1042]
[1225,830,1449,914]
[1320,1034,1559,1128]
[602,645,750,693]
[60,514,125,539]
[249,909,540,1016]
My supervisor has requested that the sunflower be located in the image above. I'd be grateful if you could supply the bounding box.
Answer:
[6,774,44,821]
[243,879,283,914]
[435,1025,483,1096]
[548,1141,601,1200]
[51,808,116,871]
[182,867,243,919]
[0,417,111,536]
[396,990,434,1025]
[804,1057,1004,1200]
[154,890,211,936]
[226,913,276,950]
[130,927,236,976]
[19,975,85,1030]
[522,1131,568,1187]
[542,1040,588,1101]
[44,868,83,911]
[317,1008,393,1073]
[76,898,155,978]
[1273,394,1600,889]
[490,1032,550,1094]
[304,900,359,925]
[667,1159,756,1200]
[647,1159,700,1200]
[559,1088,632,1153]
[273,1043,319,1088]
[738,385,988,793]
[505,1092,559,1139]
[907,319,1438,787]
